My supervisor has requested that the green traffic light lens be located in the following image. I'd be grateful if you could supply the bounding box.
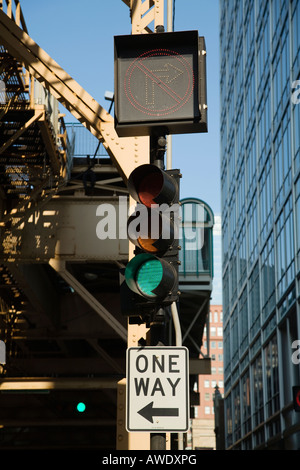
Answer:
[136,259,163,297]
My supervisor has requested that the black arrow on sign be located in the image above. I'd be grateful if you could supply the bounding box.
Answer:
[138,401,179,423]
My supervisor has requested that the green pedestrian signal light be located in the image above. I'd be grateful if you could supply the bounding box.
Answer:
[76,402,86,413]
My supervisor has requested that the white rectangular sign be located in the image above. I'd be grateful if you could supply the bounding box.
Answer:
[126,346,189,432]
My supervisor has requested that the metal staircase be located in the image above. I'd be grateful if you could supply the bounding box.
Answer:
[0,1,70,247]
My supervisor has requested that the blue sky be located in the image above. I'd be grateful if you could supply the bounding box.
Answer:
[21,0,220,216]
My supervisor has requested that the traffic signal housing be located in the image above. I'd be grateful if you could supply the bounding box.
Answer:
[121,164,180,321]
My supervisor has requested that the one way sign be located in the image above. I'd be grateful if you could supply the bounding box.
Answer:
[126,347,189,432]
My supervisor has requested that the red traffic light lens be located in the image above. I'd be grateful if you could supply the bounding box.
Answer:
[127,164,177,207]
[138,172,163,207]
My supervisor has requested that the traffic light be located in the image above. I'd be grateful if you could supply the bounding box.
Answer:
[121,163,180,320]
[293,386,300,412]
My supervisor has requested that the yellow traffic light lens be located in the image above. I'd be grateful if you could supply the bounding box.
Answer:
[138,237,159,253]
[136,259,163,297]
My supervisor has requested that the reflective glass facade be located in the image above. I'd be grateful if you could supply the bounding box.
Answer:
[220,0,300,449]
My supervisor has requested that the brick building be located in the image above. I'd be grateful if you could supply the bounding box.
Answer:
[192,305,224,449]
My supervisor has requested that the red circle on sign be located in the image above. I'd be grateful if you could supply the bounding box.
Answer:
[124,48,194,117]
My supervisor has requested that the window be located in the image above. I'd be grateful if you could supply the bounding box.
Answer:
[222,215,229,269]
[259,90,271,169]
[274,109,291,209]
[246,134,257,203]
[245,65,255,134]
[236,46,244,105]
[229,191,236,253]
[296,177,300,261]
[236,0,243,42]
[224,323,231,377]
[239,287,248,354]
[238,224,247,289]
[237,163,246,231]
[179,202,212,275]
[231,307,239,366]
[232,383,241,441]
[245,6,254,63]
[205,406,210,415]
[247,192,258,267]
[261,233,276,321]
[217,327,223,337]
[252,354,264,427]
[218,341,223,349]
[292,0,300,73]
[236,103,244,168]
[241,371,251,435]
[293,100,300,175]
[204,380,210,388]
[225,394,233,447]
[214,311,218,322]
[249,263,260,340]
[272,23,290,129]
[271,0,288,46]
[259,155,273,243]
[257,8,270,98]
[229,247,237,303]
[276,195,295,299]
[265,335,280,417]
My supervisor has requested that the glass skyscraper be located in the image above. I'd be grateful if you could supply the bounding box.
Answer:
[220,0,300,449]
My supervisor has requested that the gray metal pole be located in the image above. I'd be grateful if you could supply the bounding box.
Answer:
[166,0,173,170]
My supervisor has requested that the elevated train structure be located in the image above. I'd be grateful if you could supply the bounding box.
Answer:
[0,0,213,449]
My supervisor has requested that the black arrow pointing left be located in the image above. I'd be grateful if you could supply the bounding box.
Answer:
[138,401,179,423]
